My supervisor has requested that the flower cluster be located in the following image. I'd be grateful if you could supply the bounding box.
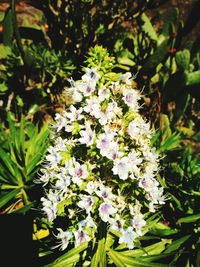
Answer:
[39,67,165,250]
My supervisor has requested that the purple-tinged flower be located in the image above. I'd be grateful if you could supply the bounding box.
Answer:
[98,202,117,222]
[122,89,140,110]
[74,229,91,247]
[82,67,100,84]
[96,185,115,200]
[131,214,146,235]
[96,133,114,156]
[69,161,88,186]
[112,157,130,180]
[65,105,83,121]
[77,195,95,213]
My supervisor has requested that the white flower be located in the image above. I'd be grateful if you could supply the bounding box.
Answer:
[55,137,67,152]
[56,228,72,250]
[73,90,83,103]
[39,69,165,251]
[119,72,132,85]
[145,161,159,174]
[96,133,114,156]
[74,229,91,247]
[55,175,71,192]
[79,214,97,229]
[119,227,137,249]
[147,187,165,205]
[96,185,115,200]
[107,100,122,117]
[112,157,130,180]
[41,196,58,222]
[79,124,95,146]
[131,214,146,235]
[78,81,96,96]
[67,80,83,103]
[84,97,101,118]
[127,120,141,140]
[143,149,159,163]
[122,89,140,110]
[37,168,55,185]
[69,161,88,186]
[98,101,119,125]
[53,113,67,132]
[77,195,94,213]
[85,181,99,195]
[72,162,88,178]
[127,117,152,140]
[110,215,125,232]
[106,142,122,161]
[129,202,141,216]
[98,86,110,102]
[98,202,117,222]
[82,67,100,84]
[46,147,62,168]
[65,105,83,121]
[128,151,142,166]
[149,202,156,213]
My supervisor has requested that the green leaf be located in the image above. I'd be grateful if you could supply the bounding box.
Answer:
[0,12,5,22]
[108,249,168,267]
[107,249,126,267]
[47,254,80,267]
[118,240,169,258]
[175,50,190,71]
[117,55,135,67]
[140,252,176,263]
[160,132,181,152]
[46,242,88,267]
[0,147,22,185]
[151,228,179,238]
[105,233,115,250]
[91,237,107,267]
[0,188,20,209]
[0,82,8,95]
[0,44,12,59]
[177,214,200,224]
[141,13,158,42]
[150,222,179,237]
[184,70,200,86]
[164,235,191,253]
[140,39,170,76]
[158,8,179,44]
[3,8,13,46]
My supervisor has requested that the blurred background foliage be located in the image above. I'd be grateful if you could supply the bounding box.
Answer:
[0,0,200,266]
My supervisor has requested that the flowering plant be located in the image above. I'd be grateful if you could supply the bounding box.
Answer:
[38,66,165,253]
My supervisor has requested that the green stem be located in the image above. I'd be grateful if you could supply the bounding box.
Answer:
[10,0,26,65]
[21,188,30,205]
[1,184,19,190]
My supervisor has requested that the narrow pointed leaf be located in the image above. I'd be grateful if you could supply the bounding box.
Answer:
[0,188,20,208]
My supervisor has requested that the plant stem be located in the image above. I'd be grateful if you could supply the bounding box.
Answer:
[10,0,26,65]
[21,188,30,206]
